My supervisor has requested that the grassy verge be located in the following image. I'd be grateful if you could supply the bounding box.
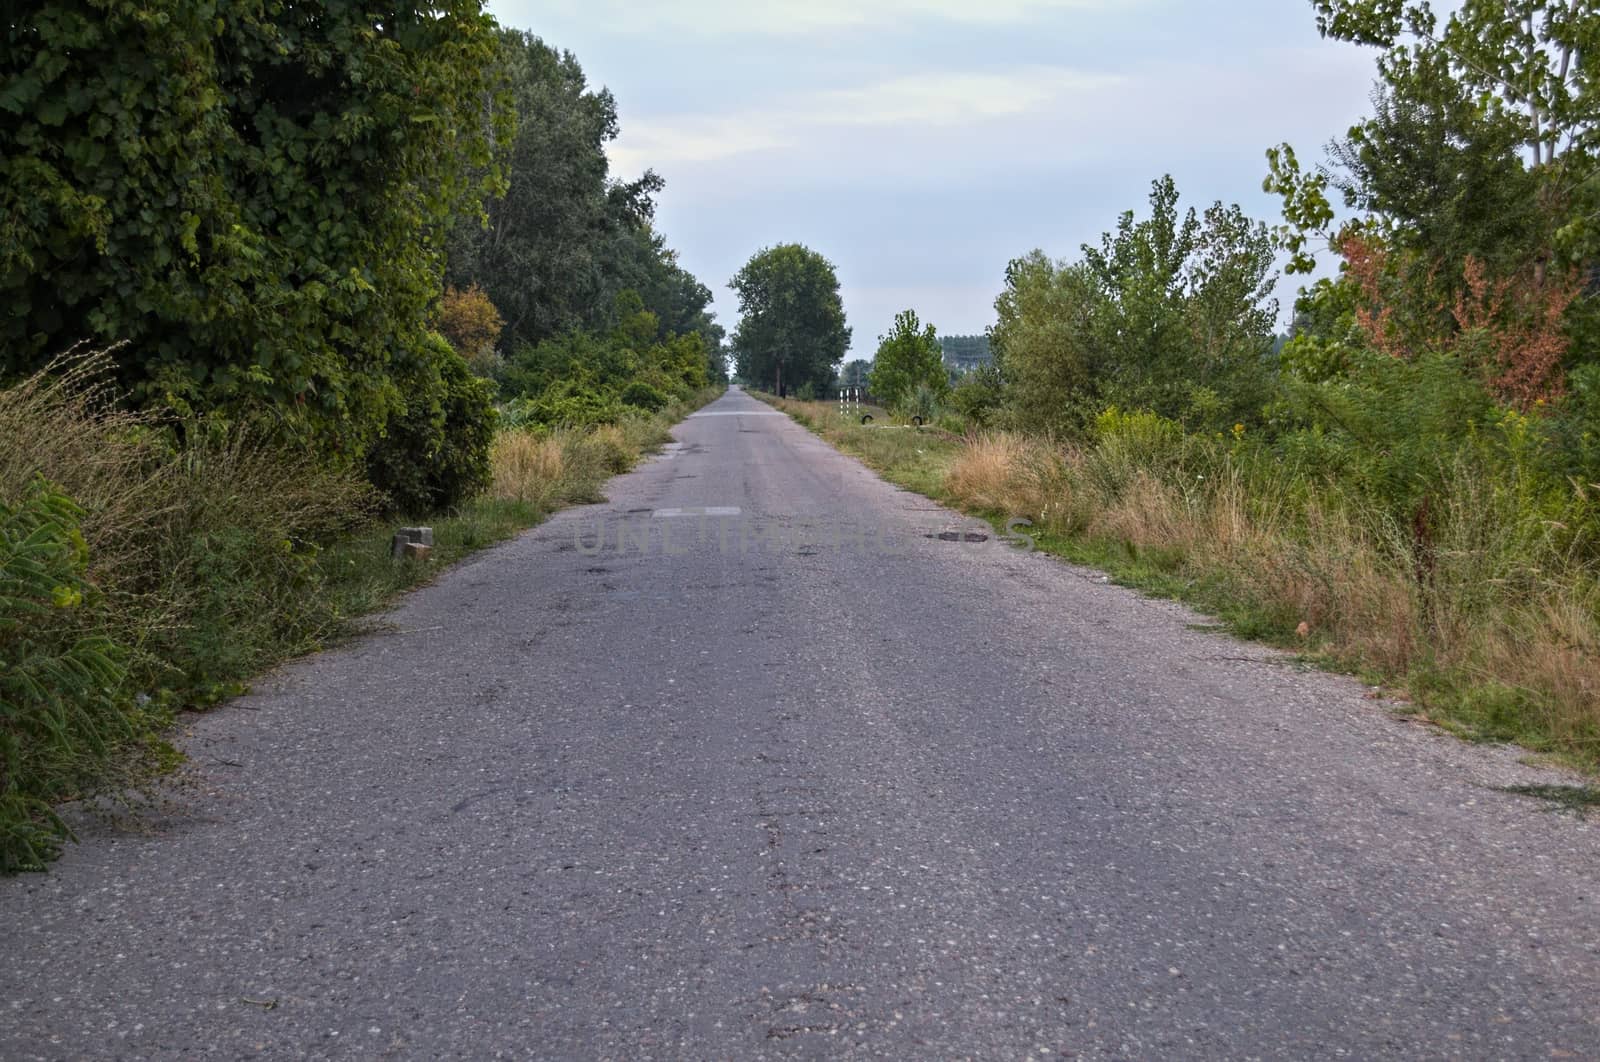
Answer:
[312,395,719,642]
[1,357,719,871]
[762,393,966,498]
[757,392,1600,774]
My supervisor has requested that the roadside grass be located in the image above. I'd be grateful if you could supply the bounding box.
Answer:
[166,385,719,698]
[1,358,719,871]
[757,392,1600,773]
[754,394,964,498]
[308,402,703,637]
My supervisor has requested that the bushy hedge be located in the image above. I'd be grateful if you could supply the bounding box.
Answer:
[367,337,497,514]
[494,302,711,429]
[620,380,669,412]
[1,0,511,461]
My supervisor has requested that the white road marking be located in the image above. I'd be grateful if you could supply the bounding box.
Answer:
[686,411,785,417]
[651,507,741,518]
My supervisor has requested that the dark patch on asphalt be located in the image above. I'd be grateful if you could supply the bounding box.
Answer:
[1499,784,1600,817]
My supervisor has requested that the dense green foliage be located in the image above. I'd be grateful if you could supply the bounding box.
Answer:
[1252,0,1600,519]
[869,310,948,412]
[0,479,133,871]
[993,176,1278,435]
[729,244,851,396]
[446,31,657,346]
[439,30,725,422]
[948,363,1006,426]
[938,334,993,371]
[494,295,711,428]
[2,0,512,460]
[366,338,497,513]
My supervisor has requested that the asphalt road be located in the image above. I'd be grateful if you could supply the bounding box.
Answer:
[5,385,1600,1059]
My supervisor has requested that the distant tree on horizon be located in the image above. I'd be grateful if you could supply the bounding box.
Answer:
[870,310,948,411]
[728,244,850,396]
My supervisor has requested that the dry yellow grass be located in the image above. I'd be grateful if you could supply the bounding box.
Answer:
[490,430,567,506]
[589,423,634,473]
[934,426,1600,759]
[945,433,1044,515]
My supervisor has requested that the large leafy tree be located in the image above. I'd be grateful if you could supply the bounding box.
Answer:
[1,0,511,458]
[1309,1,1599,171]
[446,31,643,346]
[445,31,719,354]
[605,224,722,344]
[1083,176,1279,423]
[728,244,850,396]
[995,177,1278,432]
[1270,1,1599,274]
[1265,1,1599,409]
[869,310,947,410]
[991,251,1098,434]
[1329,55,1544,275]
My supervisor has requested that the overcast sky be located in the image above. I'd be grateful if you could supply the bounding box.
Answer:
[484,0,1379,358]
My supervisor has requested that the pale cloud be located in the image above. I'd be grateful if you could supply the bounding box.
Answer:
[537,0,1124,36]
[484,0,1381,353]
[813,69,1123,126]
[610,67,1124,170]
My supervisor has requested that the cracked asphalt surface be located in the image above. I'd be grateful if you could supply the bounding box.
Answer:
[5,385,1600,1058]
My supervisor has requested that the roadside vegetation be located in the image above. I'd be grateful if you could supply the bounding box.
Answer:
[2,7,725,869]
[768,392,1600,768]
[766,2,1600,770]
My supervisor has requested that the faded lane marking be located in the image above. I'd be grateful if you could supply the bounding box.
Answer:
[652,507,742,518]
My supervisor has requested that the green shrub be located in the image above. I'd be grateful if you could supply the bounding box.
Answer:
[0,478,139,872]
[1274,349,1497,521]
[949,364,1005,427]
[905,383,942,423]
[367,336,497,514]
[620,380,669,412]
[1094,407,1186,459]
[521,379,625,429]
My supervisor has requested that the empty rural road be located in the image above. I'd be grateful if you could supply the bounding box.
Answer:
[5,385,1600,1058]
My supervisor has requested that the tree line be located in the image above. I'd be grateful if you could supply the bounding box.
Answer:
[862,0,1600,522]
[2,4,726,512]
